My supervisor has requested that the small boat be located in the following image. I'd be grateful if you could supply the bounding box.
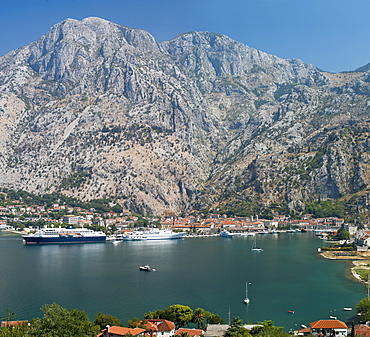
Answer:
[301,325,307,329]
[343,307,352,311]
[287,310,295,314]
[139,265,151,271]
[330,316,337,319]
[251,236,263,252]
[244,281,250,304]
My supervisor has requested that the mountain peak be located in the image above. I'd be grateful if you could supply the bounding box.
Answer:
[0,17,367,217]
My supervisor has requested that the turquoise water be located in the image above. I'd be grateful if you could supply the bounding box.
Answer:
[0,231,365,330]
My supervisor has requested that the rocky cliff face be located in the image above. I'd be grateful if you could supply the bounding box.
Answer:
[0,17,369,216]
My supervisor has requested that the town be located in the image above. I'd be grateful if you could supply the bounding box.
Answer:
[0,200,351,236]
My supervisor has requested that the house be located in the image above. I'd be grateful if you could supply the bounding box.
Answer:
[144,319,176,337]
[175,328,204,337]
[354,230,370,250]
[309,319,348,336]
[343,224,357,236]
[100,326,145,337]
[354,324,370,337]
[1,321,28,328]
[297,327,311,336]
[62,215,79,225]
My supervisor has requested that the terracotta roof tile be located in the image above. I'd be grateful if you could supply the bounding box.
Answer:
[108,326,145,336]
[147,319,175,331]
[310,320,347,329]
[297,327,311,333]
[1,321,28,327]
[355,324,370,337]
[176,328,204,337]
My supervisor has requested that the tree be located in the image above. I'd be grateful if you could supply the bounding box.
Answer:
[192,308,207,328]
[206,313,223,325]
[357,297,370,321]
[128,317,147,329]
[250,320,290,337]
[144,310,165,319]
[29,303,98,337]
[0,311,30,337]
[336,228,350,240]
[225,317,251,337]
[350,321,355,337]
[94,312,123,330]
[163,305,193,328]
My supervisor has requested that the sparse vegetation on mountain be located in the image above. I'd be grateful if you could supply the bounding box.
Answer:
[0,17,369,219]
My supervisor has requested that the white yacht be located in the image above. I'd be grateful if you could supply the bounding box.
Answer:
[122,228,185,241]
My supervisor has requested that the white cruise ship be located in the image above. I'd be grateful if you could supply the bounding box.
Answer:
[122,228,185,241]
[22,225,106,244]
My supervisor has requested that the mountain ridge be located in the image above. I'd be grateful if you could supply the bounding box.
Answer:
[0,17,369,218]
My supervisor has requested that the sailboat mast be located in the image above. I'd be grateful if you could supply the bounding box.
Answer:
[244,281,250,304]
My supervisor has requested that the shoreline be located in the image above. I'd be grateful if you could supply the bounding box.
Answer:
[320,250,370,285]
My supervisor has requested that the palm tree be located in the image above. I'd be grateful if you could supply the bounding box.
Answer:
[192,308,206,329]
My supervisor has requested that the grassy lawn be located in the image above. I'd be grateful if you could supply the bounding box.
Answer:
[353,268,370,282]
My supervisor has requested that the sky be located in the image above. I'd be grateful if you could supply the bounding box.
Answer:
[1,0,370,73]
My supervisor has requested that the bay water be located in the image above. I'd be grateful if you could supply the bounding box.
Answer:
[0,231,366,331]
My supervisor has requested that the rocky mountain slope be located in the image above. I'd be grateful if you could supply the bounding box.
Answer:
[0,17,369,217]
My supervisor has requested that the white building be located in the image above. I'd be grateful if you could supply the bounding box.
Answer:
[309,320,348,337]
[62,215,79,225]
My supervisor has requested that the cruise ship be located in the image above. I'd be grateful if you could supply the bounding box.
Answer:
[22,225,106,244]
[122,228,185,241]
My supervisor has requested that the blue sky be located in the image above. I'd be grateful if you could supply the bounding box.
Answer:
[1,0,369,72]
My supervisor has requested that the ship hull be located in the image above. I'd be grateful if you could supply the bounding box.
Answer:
[23,236,106,244]
[122,231,185,241]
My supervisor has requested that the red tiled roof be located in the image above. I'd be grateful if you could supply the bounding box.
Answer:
[310,320,347,329]
[175,328,203,337]
[297,327,310,333]
[1,321,28,327]
[143,321,158,331]
[147,319,175,331]
[108,326,145,336]
[355,324,370,337]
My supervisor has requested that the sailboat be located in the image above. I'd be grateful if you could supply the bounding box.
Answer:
[244,281,250,304]
[251,236,263,252]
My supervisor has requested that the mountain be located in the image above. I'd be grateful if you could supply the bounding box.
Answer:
[0,17,369,217]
